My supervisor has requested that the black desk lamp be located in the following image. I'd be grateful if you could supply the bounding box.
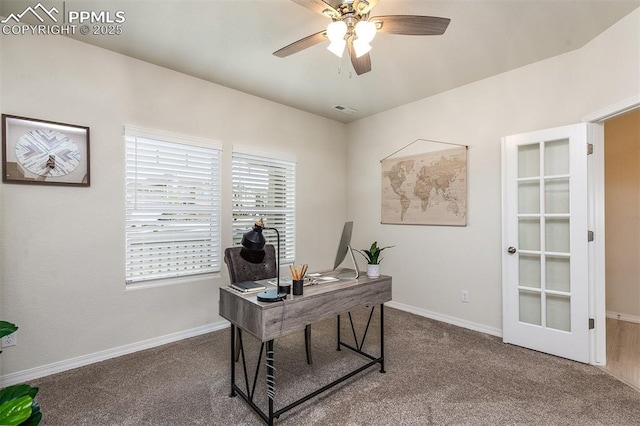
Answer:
[242,219,287,303]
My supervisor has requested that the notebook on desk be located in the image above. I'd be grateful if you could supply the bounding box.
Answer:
[230,281,267,293]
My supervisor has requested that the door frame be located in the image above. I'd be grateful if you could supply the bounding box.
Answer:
[583,94,640,365]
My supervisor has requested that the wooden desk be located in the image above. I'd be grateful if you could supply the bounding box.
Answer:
[219,273,392,425]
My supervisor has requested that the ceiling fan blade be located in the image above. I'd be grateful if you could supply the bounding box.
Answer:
[273,30,327,58]
[370,15,451,35]
[291,0,339,18]
[347,39,372,75]
[353,0,379,15]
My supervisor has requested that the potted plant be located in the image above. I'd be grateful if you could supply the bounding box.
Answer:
[0,321,42,425]
[354,241,394,278]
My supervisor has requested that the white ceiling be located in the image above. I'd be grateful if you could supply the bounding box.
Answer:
[2,0,639,123]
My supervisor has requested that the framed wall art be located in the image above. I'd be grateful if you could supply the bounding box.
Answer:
[381,139,467,226]
[2,114,90,187]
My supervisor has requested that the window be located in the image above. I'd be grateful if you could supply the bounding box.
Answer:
[232,149,296,264]
[125,127,221,284]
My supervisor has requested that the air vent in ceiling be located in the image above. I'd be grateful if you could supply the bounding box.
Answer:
[333,105,357,114]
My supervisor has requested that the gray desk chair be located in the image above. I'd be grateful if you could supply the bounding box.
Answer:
[224,245,312,364]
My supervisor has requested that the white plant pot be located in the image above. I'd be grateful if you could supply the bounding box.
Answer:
[366,264,380,278]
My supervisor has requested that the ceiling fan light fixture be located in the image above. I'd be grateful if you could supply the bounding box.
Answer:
[322,8,338,19]
[326,21,348,42]
[353,38,372,58]
[356,0,370,13]
[274,1,451,76]
[355,20,376,43]
[327,39,346,57]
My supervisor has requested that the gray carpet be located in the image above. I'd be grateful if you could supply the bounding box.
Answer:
[33,307,640,425]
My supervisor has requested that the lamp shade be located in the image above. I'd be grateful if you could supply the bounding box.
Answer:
[241,220,286,303]
[353,38,372,58]
[241,223,266,251]
[355,20,376,43]
[327,39,346,57]
[326,20,347,42]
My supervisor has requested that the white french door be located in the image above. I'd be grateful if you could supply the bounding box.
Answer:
[502,123,591,363]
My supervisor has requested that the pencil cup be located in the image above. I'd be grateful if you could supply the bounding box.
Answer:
[293,279,304,296]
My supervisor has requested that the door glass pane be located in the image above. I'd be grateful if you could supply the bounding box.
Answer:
[518,144,540,178]
[519,181,540,213]
[545,218,570,253]
[519,254,541,289]
[546,294,571,332]
[519,218,540,251]
[545,178,569,214]
[519,291,541,326]
[546,256,570,292]
[544,139,569,176]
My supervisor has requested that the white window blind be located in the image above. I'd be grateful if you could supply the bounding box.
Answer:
[125,132,221,283]
[232,151,295,263]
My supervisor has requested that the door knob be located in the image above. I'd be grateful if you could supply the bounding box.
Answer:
[507,247,517,254]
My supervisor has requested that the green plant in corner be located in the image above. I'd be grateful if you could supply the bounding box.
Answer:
[0,321,41,425]
[354,241,395,265]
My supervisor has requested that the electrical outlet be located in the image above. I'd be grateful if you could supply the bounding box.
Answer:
[461,291,469,303]
[1,332,17,348]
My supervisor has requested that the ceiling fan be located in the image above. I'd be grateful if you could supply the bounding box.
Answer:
[273,0,451,75]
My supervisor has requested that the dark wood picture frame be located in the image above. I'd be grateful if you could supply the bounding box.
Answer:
[2,114,90,187]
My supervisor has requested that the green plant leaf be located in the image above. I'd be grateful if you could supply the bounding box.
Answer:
[0,323,42,425]
[21,401,41,426]
[354,249,371,263]
[0,395,33,425]
[356,242,394,264]
[0,385,34,406]
[0,322,18,340]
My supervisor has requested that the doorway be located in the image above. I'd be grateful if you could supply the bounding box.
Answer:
[501,124,591,363]
[601,108,640,390]
[500,97,640,367]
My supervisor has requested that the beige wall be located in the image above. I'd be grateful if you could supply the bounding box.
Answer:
[0,33,347,377]
[605,109,640,321]
[346,8,640,334]
[1,6,638,381]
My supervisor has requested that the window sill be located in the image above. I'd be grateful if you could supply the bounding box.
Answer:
[125,272,221,291]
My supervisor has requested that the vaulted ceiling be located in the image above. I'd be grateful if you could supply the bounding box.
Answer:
[2,0,639,122]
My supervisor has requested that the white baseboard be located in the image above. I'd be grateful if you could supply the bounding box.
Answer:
[1,304,503,387]
[386,301,503,338]
[0,320,230,388]
[606,311,640,324]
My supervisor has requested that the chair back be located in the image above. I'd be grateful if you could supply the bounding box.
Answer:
[224,244,277,284]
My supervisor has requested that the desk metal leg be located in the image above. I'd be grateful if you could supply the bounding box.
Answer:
[337,305,385,374]
[231,304,386,424]
[305,325,313,364]
[336,314,341,351]
[230,330,271,424]
[266,339,275,426]
[380,304,385,373]
[230,324,236,397]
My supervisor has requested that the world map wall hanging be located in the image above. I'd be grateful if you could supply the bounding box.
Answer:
[381,140,467,226]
